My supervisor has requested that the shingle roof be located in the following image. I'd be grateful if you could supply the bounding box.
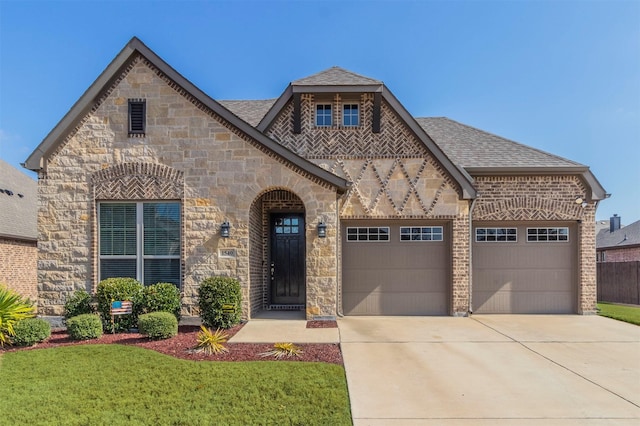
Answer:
[597,220,640,249]
[416,117,584,169]
[292,66,381,86]
[218,99,276,127]
[0,159,37,240]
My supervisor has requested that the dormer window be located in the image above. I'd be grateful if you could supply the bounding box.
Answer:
[316,104,332,127]
[343,104,359,126]
[128,99,146,136]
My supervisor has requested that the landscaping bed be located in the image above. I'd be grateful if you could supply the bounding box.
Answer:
[1,323,344,365]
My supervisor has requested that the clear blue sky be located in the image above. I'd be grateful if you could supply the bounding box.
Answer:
[1,0,638,222]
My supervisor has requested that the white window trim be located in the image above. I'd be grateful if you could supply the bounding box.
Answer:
[342,103,360,127]
[526,227,570,243]
[399,226,444,242]
[98,201,181,285]
[475,227,518,243]
[346,226,390,242]
[315,103,332,127]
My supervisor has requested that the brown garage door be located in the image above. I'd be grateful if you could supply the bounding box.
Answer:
[472,222,577,314]
[342,221,449,315]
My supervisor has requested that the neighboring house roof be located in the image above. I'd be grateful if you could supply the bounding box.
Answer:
[597,220,640,249]
[23,37,349,193]
[0,159,37,241]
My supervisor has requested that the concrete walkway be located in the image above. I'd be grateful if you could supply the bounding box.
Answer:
[339,315,640,425]
[228,311,339,343]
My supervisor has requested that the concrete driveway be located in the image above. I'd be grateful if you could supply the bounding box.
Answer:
[339,315,640,425]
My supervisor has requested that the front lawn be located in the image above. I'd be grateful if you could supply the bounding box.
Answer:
[597,302,640,326]
[0,345,352,425]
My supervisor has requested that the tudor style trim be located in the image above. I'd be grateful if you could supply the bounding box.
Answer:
[24,37,349,194]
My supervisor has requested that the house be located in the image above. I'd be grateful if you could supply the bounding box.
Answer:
[0,159,38,302]
[24,38,607,319]
[597,215,640,262]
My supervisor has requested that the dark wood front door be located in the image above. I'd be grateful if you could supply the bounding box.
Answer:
[270,214,305,305]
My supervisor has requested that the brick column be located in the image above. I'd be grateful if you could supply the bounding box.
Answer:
[578,205,597,314]
[451,215,470,316]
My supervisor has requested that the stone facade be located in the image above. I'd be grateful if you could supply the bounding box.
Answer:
[37,57,340,319]
[30,39,605,319]
[0,238,37,303]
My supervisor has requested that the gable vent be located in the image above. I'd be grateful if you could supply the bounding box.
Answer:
[128,99,146,136]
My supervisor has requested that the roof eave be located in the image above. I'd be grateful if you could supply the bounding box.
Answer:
[381,87,477,199]
[465,166,608,201]
[24,38,349,193]
[0,233,37,242]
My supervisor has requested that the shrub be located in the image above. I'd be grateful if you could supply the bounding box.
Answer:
[96,278,143,332]
[197,277,241,329]
[66,314,103,340]
[260,342,303,359]
[138,312,178,340]
[63,289,95,322]
[142,283,181,321]
[12,318,51,346]
[0,284,35,346]
[195,326,229,355]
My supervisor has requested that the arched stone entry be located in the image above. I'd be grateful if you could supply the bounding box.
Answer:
[249,189,306,317]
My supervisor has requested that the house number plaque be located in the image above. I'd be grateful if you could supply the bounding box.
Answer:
[219,248,236,258]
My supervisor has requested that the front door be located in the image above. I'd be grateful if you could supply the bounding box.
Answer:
[270,214,305,305]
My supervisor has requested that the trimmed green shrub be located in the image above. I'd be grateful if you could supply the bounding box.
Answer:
[63,289,95,322]
[0,284,35,346]
[197,277,241,329]
[12,318,51,346]
[142,283,181,321]
[96,278,143,332]
[66,314,103,340]
[138,312,178,340]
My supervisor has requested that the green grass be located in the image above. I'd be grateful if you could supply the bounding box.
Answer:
[597,302,640,326]
[0,345,352,425]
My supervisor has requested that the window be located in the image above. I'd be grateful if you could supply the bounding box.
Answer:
[400,226,443,241]
[316,104,332,126]
[475,228,517,242]
[527,227,569,242]
[346,227,390,242]
[274,217,300,234]
[128,99,146,135]
[343,104,359,126]
[99,202,180,286]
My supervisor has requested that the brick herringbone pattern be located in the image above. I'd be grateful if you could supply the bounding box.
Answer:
[91,162,184,200]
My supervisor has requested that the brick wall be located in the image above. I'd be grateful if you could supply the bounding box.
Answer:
[599,247,640,262]
[0,238,37,304]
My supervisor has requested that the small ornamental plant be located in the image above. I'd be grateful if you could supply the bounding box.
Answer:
[0,284,35,346]
[195,326,229,355]
[260,342,303,359]
[63,289,95,322]
[138,312,178,340]
[12,318,51,346]
[66,314,103,340]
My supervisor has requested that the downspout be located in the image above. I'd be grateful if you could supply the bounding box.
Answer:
[468,196,479,315]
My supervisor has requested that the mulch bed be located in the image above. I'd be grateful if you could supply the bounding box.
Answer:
[306,320,338,328]
[1,323,343,365]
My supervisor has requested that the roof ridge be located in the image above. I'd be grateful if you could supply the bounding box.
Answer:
[418,116,585,167]
[292,66,381,85]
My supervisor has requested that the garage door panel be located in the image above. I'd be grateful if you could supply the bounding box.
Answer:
[342,221,449,316]
[472,223,576,314]
[344,292,448,316]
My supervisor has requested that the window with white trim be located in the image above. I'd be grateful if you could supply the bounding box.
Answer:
[343,104,359,126]
[475,227,517,242]
[99,202,181,286]
[526,227,569,242]
[346,227,390,241]
[316,104,332,126]
[400,226,443,241]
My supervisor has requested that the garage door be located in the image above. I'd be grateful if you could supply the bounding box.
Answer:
[342,221,449,315]
[472,222,577,314]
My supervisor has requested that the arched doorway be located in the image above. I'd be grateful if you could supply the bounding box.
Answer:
[249,189,306,316]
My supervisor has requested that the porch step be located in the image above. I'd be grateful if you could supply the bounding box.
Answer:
[268,304,305,311]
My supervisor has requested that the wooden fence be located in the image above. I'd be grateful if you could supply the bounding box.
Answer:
[597,261,640,305]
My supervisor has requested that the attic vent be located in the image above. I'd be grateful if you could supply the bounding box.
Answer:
[128,99,146,136]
